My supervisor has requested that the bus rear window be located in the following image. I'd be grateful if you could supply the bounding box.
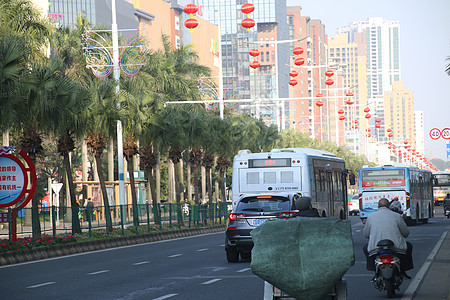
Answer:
[361,169,406,187]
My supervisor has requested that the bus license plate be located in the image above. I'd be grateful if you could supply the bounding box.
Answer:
[251,219,268,226]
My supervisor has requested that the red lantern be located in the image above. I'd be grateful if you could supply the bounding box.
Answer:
[388,142,392,145]
[325,79,334,86]
[289,70,298,77]
[339,115,345,121]
[346,92,354,97]
[375,118,381,123]
[289,79,298,86]
[375,124,381,128]
[366,128,371,132]
[352,125,358,129]
[241,18,255,31]
[346,100,353,105]
[249,60,260,69]
[364,107,370,113]
[294,57,305,66]
[388,133,393,137]
[184,4,198,17]
[249,49,260,57]
[325,70,334,77]
[293,47,304,56]
[316,93,324,98]
[338,109,344,114]
[316,100,324,107]
[367,134,372,137]
[404,141,408,145]
[365,113,371,119]
[387,128,392,132]
[241,3,255,15]
[388,146,392,149]
[354,120,358,124]
[184,18,199,32]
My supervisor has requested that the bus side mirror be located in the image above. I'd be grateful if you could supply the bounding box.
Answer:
[349,173,356,186]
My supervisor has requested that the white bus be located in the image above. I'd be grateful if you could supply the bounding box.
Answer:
[432,171,450,206]
[231,148,351,219]
[358,164,433,225]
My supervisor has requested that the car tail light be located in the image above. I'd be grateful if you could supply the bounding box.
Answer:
[379,254,394,266]
[229,213,245,221]
[256,196,272,199]
[278,212,293,219]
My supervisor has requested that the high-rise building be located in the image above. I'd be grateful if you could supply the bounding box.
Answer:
[328,32,368,148]
[414,110,425,155]
[383,81,415,146]
[338,17,401,142]
[196,0,289,127]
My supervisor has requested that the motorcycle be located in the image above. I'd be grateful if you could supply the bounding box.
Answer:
[444,207,450,219]
[372,239,403,298]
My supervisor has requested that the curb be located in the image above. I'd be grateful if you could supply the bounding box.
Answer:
[0,225,226,266]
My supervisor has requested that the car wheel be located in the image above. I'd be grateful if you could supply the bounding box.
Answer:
[226,249,239,263]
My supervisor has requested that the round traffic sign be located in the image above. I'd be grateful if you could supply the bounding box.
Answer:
[429,128,441,140]
[442,128,450,140]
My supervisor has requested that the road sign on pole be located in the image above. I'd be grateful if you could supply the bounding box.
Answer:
[430,128,441,140]
[442,128,450,140]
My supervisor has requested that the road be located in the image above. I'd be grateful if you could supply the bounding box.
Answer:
[0,207,448,300]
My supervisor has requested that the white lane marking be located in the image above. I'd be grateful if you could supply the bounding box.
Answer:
[201,278,222,285]
[152,294,178,300]
[220,244,225,247]
[0,232,224,269]
[400,231,448,300]
[132,261,150,266]
[236,268,251,273]
[168,254,182,258]
[88,270,110,275]
[197,248,208,252]
[26,282,56,289]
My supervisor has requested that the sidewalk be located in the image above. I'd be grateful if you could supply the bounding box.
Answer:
[403,230,450,300]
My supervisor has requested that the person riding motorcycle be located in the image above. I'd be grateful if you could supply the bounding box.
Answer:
[292,195,320,217]
[363,198,413,279]
[443,193,450,217]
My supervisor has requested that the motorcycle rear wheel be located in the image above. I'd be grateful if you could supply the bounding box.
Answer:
[385,280,396,298]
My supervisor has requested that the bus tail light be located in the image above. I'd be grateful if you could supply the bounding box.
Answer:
[406,192,410,208]
[229,213,245,221]
[359,194,362,210]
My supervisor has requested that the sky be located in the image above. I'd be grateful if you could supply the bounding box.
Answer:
[286,0,450,161]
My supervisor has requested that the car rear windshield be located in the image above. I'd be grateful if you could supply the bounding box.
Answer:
[236,196,291,213]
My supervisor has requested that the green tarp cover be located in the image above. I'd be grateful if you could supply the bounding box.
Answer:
[250,217,354,300]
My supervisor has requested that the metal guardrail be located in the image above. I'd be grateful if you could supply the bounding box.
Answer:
[0,202,232,241]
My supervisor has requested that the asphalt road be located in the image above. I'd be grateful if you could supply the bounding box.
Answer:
[0,208,448,300]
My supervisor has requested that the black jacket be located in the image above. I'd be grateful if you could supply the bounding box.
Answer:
[292,208,320,218]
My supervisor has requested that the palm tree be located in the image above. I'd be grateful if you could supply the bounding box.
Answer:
[85,78,118,233]
[53,81,90,235]
[15,59,68,237]
[0,36,28,136]
[0,0,53,63]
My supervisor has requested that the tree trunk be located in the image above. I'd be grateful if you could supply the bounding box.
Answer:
[220,171,226,203]
[193,163,200,204]
[94,155,113,232]
[206,166,213,205]
[126,155,139,228]
[62,153,81,234]
[173,161,184,226]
